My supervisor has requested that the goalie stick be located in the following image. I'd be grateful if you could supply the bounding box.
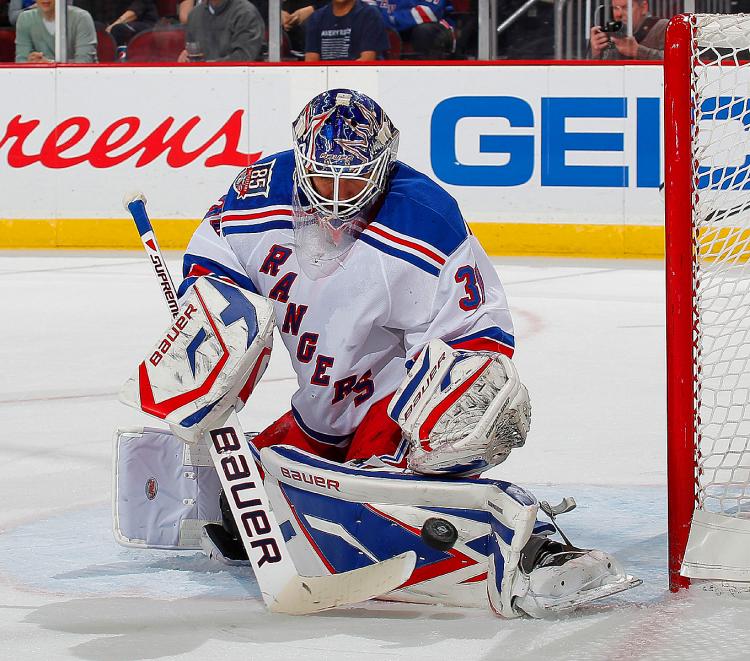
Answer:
[125,193,179,320]
[123,192,416,614]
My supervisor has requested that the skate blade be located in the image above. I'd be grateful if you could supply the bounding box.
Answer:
[538,575,642,614]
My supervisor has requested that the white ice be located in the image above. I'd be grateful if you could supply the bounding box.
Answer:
[1,251,749,661]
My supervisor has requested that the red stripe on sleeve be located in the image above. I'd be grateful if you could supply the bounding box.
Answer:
[367,224,446,265]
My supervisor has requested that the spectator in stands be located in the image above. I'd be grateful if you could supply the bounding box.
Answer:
[283,0,323,54]
[15,0,96,61]
[9,0,36,26]
[79,0,158,47]
[588,0,667,60]
[177,0,264,61]
[305,0,387,60]
[370,0,453,59]
[177,0,193,23]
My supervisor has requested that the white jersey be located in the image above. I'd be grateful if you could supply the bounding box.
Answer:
[180,150,515,448]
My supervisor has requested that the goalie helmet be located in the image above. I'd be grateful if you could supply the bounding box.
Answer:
[292,89,400,222]
[291,89,399,278]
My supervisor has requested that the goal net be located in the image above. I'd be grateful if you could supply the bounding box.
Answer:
[665,13,750,591]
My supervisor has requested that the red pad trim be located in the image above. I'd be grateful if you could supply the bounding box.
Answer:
[281,489,336,574]
[364,505,478,588]
[418,358,492,441]
[450,338,514,357]
[460,571,488,584]
[238,346,272,403]
[138,285,229,418]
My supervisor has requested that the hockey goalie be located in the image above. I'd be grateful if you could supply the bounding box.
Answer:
[116,88,640,618]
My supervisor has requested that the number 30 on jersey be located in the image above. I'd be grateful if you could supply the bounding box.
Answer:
[455,264,486,311]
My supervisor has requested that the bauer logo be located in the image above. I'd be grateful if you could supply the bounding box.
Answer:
[149,303,199,366]
[0,109,261,169]
[280,466,341,491]
[430,95,662,189]
[209,426,283,567]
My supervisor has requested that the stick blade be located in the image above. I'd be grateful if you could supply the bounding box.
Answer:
[268,551,417,615]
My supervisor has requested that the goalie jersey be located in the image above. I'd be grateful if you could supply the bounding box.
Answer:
[180,150,515,448]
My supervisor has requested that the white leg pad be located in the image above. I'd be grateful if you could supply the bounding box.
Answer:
[113,426,222,549]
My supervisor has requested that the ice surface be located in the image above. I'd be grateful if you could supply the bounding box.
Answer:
[1,252,748,660]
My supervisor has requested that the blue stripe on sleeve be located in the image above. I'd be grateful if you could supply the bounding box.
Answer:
[222,220,294,236]
[449,326,515,349]
[177,276,198,299]
[359,233,440,277]
[180,254,259,296]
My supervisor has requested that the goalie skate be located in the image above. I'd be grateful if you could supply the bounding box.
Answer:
[512,537,642,617]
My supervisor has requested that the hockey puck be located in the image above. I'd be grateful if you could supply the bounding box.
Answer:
[421,517,458,551]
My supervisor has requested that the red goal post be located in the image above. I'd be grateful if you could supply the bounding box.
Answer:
[665,13,750,592]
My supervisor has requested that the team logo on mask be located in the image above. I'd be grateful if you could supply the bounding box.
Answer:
[145,477,158,501]
[233,159,275,199]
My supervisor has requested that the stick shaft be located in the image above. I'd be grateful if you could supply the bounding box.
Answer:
[125,199,299,607]
[126,198,180,320]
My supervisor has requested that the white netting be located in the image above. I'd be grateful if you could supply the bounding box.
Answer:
[692,14,750,518]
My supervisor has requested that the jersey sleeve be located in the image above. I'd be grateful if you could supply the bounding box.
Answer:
[417,234,515,357]
[180,153,295,299]
[382,210,514,362]
[178,196,260,299]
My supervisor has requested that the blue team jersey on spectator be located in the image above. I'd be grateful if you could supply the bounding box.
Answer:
[305,0,389,59]
[368,0,449,32]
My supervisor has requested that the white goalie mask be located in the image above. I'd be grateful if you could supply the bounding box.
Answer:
[291,89,399,277]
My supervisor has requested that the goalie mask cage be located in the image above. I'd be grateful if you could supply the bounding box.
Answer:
[666,13,750,592]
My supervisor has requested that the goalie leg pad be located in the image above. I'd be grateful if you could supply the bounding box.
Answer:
[113,426,222,549]
[388,339,530,476]
[259,444,553,608]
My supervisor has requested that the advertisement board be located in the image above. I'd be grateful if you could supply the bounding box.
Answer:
[0,63,665,255]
